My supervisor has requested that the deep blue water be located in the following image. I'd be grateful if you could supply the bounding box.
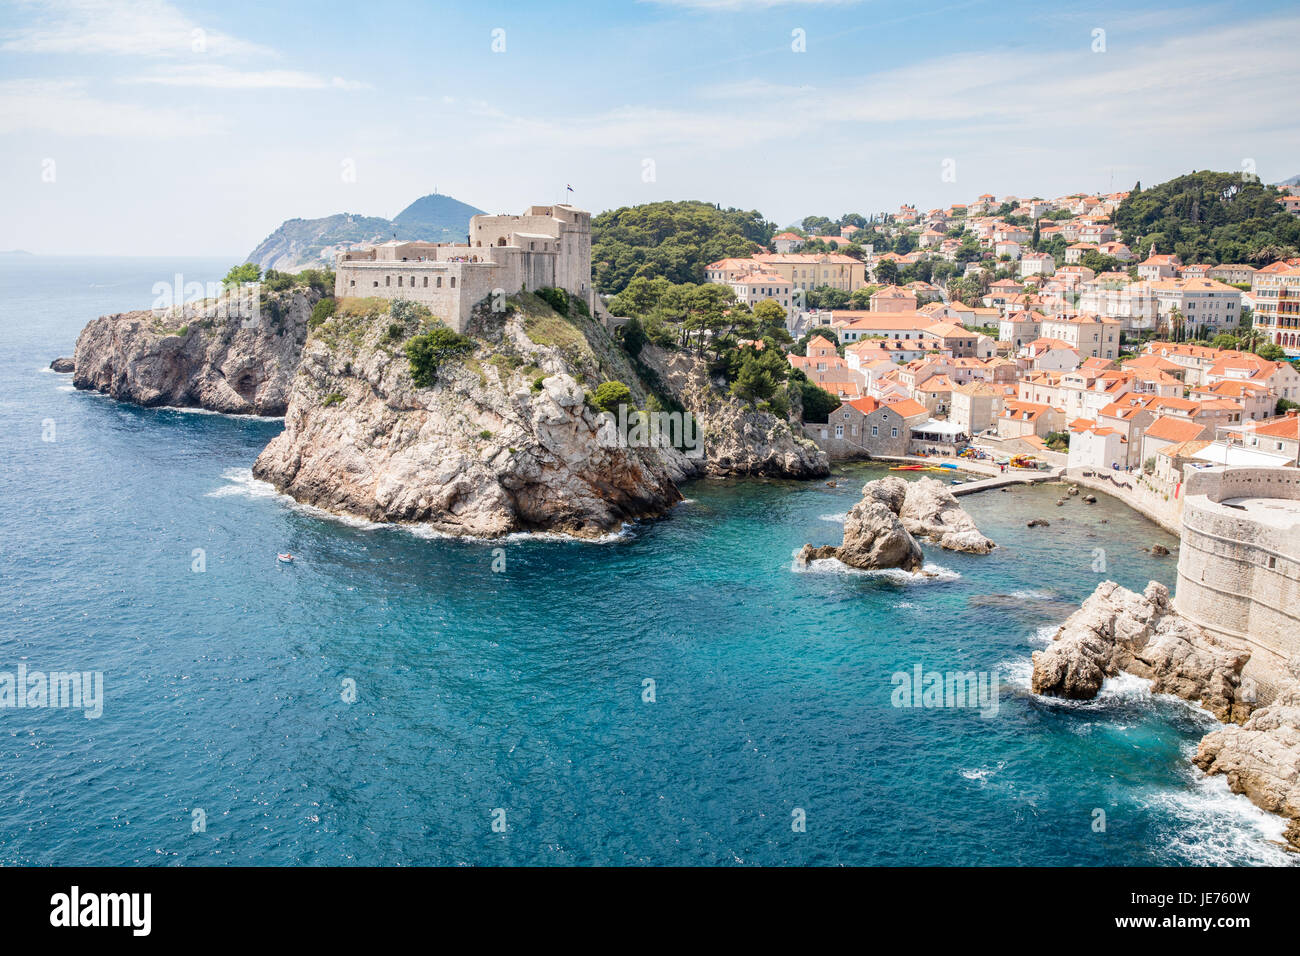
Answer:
[0,255,1292,866]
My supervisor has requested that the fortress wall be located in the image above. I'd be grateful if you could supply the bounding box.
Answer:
[1174,467,1300,702]
[334,260,500,331]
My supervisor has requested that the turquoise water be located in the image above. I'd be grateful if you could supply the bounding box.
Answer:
[0,256,1291,866]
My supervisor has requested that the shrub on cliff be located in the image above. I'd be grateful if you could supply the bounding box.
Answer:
[405,325,474,388]
[309,297,336,329]
[536,287,570,316]
[591,380,632,414]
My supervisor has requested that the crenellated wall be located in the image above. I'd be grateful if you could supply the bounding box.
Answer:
[1174,466,1300,702]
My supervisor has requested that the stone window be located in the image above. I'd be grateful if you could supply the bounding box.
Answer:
[450,277,456,288]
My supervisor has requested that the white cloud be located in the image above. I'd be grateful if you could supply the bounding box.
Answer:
[1,0,272,57]
[121,64,369,91]
[0,78,224,136]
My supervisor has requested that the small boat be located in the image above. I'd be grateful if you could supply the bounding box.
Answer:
[938,462,957,470]
[277,553,295,564]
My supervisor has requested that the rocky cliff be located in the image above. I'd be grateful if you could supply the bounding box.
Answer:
[71,288,319,416]
[639,344,828,479]
[252,294,685,538]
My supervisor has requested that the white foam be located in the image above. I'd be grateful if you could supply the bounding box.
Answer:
[791,551,960,584]
[56,384,75,392]
[1141,767,1295,866]
[1007,588,1054,601]
[208,468,636,544]
[155,404,282,422]
[959,761,1006,785]
[819,512,848,523]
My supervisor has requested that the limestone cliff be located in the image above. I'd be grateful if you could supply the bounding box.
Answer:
[71,289,319,416]
[252,295,683,538]
[639,344,829,479]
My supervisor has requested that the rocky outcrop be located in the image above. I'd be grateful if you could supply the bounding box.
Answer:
[50,357,74,373]
[252,295,682,538]
[1031,581,1253,722]
[1194,656,1300,851]
[639,344,828,479]
[795,476,923,571]
[71,289,319,415]
[898,477,995,553]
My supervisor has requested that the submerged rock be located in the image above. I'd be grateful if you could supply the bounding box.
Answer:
[1031,581,1252,721]
[1027,518,1050,527]
[1193,657,1300,852]
[898,477,995,553]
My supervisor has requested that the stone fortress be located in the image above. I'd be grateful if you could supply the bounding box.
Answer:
[334,203,594,331]
[1174,466,1300,701]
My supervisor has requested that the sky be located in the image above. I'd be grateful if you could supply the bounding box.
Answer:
[2,0,1299,257]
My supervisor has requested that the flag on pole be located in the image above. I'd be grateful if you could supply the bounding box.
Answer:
[566,184,574,193]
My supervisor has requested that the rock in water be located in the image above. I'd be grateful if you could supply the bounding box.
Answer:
[897,477,995,553]
[49,357,74,373]
[71,287,319,415]
[796,476,924,572]
[1031,581,1252,721]
[1193,656,1300,851]
[253,294,683,538]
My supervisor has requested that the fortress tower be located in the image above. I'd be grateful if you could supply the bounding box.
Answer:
[334,204,593,332]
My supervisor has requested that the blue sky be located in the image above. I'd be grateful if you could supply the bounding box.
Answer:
[2,0,1298,256]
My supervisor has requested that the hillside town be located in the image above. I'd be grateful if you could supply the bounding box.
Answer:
[699,183,1300,514]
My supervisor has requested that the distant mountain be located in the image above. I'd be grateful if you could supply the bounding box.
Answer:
[245,193,485,272]
[1276,174,1300,187]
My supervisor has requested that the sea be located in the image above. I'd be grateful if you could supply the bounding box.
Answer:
[0,254,1291,865]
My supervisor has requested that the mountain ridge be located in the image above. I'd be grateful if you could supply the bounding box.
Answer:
[245,193,485,272]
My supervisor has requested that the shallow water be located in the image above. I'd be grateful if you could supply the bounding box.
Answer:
[0,256,1290,866]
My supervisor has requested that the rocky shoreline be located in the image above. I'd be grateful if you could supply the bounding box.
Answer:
[1033,580,1300,851]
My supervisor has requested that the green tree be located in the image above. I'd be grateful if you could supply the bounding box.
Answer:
[224,263,261,285]
[591,380,633,413]
[405,325,474,388]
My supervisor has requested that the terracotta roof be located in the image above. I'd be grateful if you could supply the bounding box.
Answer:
[1145,416,1209,443]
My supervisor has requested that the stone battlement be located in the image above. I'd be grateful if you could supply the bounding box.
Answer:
[1174,465,1300,702]
[334,204,592,332]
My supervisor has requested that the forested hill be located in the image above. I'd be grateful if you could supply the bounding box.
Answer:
[1112,171,1300,263]
[592,201,776,295]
